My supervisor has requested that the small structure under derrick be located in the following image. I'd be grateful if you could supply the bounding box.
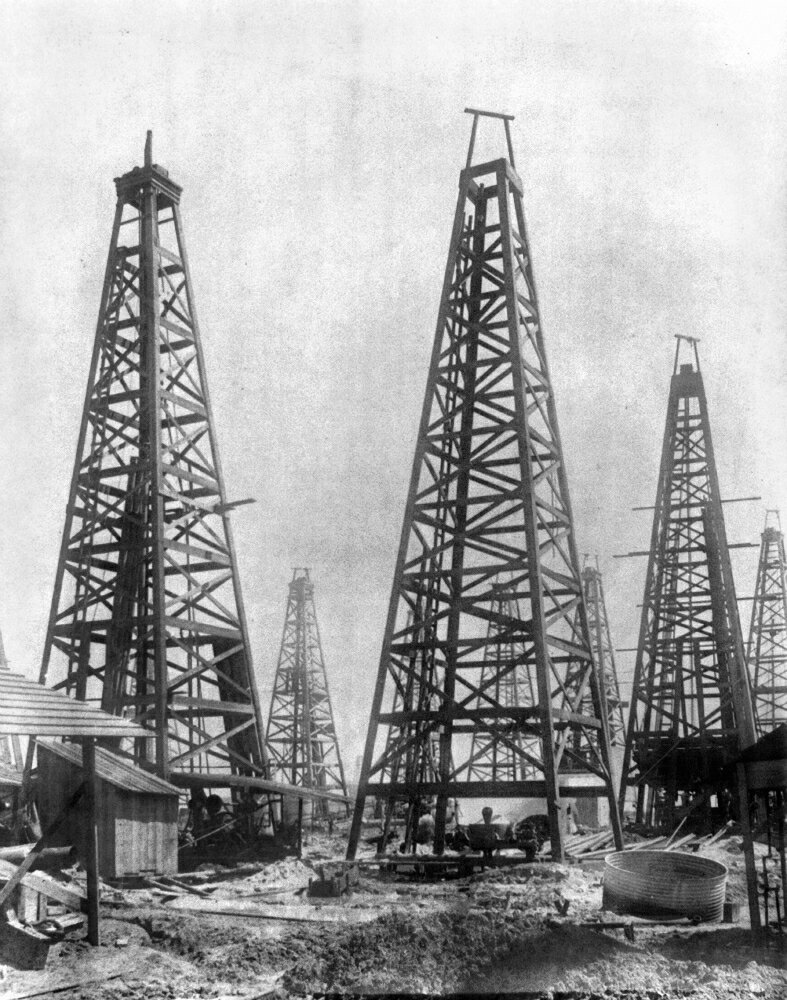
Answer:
[0,669,149,947]
[37,740,179,880]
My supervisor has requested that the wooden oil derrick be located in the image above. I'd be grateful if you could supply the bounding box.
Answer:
[619,338,757,829]
[34,134,270,806]
[347,109,623,860]
[265,569,348,820]
[747,512,787,734]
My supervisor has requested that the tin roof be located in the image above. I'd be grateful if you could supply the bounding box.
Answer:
[0,670,148,738]
[37,739,180,797]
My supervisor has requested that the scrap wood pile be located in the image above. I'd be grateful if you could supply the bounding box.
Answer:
[549,822,733,862]
[0,854,89,970]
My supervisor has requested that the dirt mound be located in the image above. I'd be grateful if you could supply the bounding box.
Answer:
[462,924,787,999]
[229,857,315,888]
[284,906,528,994]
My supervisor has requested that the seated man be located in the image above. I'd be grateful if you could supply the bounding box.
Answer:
[480,806,498,861]
[415,805,435,854]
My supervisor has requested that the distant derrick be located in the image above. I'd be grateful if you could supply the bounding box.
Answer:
[582,565,626,748]
[265,569,348,818]
[747,513,787,733]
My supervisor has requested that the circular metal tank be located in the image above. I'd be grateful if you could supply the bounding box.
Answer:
[602,850,728,921]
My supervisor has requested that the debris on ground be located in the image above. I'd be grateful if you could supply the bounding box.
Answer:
[0,825,784,999]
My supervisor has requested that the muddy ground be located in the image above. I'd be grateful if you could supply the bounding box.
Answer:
[1,830,785,999]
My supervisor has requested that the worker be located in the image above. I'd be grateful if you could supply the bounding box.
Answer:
[185,786,208,840]
[415,804,435,854]
[480,805,498,861]
[517,821,539,862]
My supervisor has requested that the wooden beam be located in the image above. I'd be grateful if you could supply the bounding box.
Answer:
[82,738,100,946]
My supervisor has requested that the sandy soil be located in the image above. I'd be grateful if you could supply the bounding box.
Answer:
[1,831,784,999]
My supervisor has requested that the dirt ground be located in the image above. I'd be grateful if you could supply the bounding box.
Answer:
[1,828,785,1000]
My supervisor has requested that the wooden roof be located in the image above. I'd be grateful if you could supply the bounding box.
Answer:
[37,739,180,797]
[0,670,148,738]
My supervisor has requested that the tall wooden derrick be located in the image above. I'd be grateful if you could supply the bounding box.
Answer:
[265,569,348,818]
[347,109,623,860]
[582,564,626,748]
[747,512,787,734]
[619,339,757,829]
[35,135,269,803]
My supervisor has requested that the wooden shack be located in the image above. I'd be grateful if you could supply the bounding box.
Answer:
[37,739,179,879]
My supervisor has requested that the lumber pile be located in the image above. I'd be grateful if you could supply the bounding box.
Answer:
[554,821,732,862]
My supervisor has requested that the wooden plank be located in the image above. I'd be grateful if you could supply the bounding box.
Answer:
[704,822,733,847]
[163,897,376,923]
[665,834,696,851]
[1,972,122,1000]
[566,831,613,855]
[0,861,84,911]
[664,816,687,848]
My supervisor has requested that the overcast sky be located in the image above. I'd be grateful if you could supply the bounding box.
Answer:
[1,0,786,775]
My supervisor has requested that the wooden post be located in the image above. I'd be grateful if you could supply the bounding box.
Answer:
[736,763,761,932]
[82,738,100,946]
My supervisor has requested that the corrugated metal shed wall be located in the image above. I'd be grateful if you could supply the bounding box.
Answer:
[37,743,178,878]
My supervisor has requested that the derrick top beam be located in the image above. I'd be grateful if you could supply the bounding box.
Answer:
[114,131,183,207]
[463,107,517,173]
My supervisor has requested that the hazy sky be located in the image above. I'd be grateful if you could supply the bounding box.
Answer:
[1,1,786,775]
